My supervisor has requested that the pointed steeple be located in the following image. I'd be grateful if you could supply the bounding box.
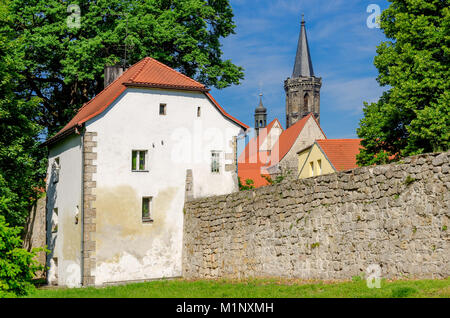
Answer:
[292,14,314,78]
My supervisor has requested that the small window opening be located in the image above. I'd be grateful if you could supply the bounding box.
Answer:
[159,103,167,115]
[317,159,322,175]
[309,161,314,177]
[197,107,201,117]
[142,197,153,222]
[211,151,221,174]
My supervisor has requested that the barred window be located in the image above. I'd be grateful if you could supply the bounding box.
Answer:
[211,151,221,174]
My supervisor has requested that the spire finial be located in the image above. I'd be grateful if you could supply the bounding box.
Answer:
[258,93,264,107]
[301,13,305,24]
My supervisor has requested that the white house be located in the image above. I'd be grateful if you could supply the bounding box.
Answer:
[42,57,248,287]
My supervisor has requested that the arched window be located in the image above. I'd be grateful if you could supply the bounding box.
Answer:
[304,94,309,112]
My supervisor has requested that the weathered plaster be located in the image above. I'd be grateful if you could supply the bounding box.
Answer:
[46,134,83,287]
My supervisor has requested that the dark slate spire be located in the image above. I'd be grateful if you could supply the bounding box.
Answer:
[292,14,314,78]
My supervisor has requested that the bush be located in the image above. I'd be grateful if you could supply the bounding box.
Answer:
[0,215,45,297]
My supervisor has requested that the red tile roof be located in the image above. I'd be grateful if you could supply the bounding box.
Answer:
[238,119,282,188]
[268,113,326,165]
[43,57,248,146]
[316,139,363,171]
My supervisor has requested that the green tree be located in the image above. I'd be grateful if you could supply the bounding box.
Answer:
[357,0,449,166]
[2,0,244,136]
[0,0,44,228]
[0,215,45,297]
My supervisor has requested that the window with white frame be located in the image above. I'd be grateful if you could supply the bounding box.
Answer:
[142,197,153,222]
[131,150,148,171]
[211,151,221,173]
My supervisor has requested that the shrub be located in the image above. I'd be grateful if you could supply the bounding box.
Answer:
[0,215,45,297]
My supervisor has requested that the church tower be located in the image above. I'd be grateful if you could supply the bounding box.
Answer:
[284,15,322,128]
[254,93,267,136]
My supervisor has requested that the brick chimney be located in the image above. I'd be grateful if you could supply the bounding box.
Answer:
[104,65,124,88]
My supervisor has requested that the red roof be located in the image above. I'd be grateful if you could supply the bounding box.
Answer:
[268,113,326,165]
[43,57,248,145]
[316,139,363,171]
[238,119,282,188]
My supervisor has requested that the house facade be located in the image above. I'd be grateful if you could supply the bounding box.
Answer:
[43,57,248,287]
[297,139,363,179]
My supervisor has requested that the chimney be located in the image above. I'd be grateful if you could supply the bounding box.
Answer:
[104,65,124,88]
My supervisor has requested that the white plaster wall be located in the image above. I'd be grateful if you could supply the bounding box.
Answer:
[46,134,83,288]
[86,87,243,285]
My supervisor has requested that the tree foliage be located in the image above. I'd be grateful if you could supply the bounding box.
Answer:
[357,0,449,166]
[0,215,45,297]
[0,0,45,228]
[2,0,244,136]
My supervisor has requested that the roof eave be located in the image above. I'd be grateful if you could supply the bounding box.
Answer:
[40,124,82,148]
[123,82,210,92]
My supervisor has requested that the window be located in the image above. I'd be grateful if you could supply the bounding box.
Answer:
[197,107,201,117]
[159,103,167,115]
[132,150,148,171]
[304,93,309,111]
[309,161,314,177]
[317,159,322,175]
[211,151,221,173]
[142,197,153,222]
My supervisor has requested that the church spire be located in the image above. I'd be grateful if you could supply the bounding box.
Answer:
[292,14,314,78]
[254,93,267,135]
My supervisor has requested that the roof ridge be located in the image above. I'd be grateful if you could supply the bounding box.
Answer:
[128,57,151,83]
[145,57,206,88]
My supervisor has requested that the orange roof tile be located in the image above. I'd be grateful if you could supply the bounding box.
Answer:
[316,139,363,171]
[237,119,283,188]
[43,57,248,146]
[268,113,325,165]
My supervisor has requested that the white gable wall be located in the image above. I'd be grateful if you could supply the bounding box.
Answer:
[85,87,242,285]
[46,134,83,288]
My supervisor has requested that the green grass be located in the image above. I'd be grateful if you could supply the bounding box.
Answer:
[22,277,450,298]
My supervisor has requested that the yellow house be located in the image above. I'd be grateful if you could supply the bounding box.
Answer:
[297,139,362,179]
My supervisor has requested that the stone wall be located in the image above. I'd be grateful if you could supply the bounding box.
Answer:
[183,151,449,280]
[23,195,47,279]
[82,131,97,286]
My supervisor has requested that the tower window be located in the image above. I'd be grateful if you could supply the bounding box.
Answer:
[304,94,309,112]
[197,107,201,117]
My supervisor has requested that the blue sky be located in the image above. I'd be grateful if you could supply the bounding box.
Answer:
[210,0,391,139]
